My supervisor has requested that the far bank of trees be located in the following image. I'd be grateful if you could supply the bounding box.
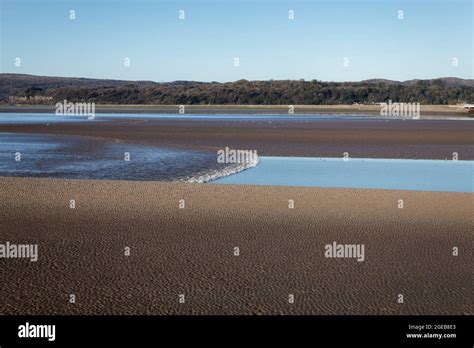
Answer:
[4,78,473,105]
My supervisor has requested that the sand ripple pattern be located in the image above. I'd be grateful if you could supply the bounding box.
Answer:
[0,177,472,315]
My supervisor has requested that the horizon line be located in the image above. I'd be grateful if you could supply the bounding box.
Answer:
[1,73,473,84]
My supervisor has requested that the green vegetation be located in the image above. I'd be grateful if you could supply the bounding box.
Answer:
[1,74,472,105]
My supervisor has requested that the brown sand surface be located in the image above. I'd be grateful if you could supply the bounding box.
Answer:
[0,104,472,116]
[0,118,473,159]
[0,177,472,315]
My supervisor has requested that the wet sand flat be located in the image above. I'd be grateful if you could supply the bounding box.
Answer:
[0,118,473,159]
[0,104,472,116]
[0,177,472,315]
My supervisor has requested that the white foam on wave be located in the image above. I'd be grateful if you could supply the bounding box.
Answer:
[181,155,260,183]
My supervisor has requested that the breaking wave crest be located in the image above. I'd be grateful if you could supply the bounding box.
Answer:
[181,156,260,183]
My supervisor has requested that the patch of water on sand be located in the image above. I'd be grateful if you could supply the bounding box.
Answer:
[0,132,244,181]
[213,156,473,193]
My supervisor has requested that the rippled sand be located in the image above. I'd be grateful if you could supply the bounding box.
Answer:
[0,177,472,315]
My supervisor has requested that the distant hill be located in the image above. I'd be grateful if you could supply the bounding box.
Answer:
[403,77,474,88]
[1,74,473,105]
[361,78,401,85]
[362,77,474,88]
[0,73,156,94]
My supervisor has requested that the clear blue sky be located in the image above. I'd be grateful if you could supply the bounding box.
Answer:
[0,0,472,82]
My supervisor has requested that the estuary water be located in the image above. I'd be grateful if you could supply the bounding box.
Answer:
[213,156,473,193]
[0,113,472,192]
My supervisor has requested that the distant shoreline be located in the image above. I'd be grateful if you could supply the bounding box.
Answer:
[0,104,472,117]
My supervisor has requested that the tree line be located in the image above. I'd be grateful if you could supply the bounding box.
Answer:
[4,78,473,105]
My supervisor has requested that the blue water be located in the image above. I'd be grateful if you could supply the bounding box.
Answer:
[0,113,106,124]
[214,157,473,193]
[92,113,376,121]
[0,112,409,124]
[0,132,234,181]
